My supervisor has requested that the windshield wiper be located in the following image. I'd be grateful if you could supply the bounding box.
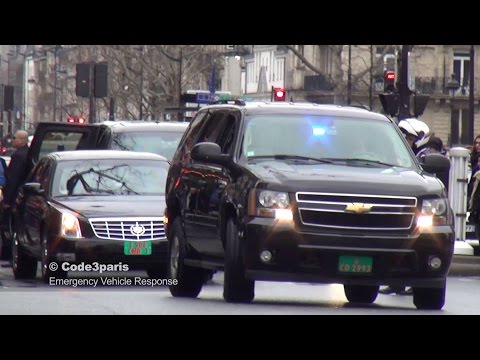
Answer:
[248,155,333,163]
[327,158,397,167]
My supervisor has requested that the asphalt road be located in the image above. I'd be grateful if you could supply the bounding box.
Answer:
[0,255,478,315]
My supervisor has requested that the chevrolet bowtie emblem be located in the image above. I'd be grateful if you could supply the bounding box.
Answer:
[345,203,372,214]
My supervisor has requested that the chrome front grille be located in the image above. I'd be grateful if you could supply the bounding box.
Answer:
[89,217,166,241]
[296,192,417,231]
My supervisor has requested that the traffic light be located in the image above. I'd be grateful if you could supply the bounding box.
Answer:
[76,63,91,98]
[78,116,86,124]
[379,93,399,117]
[67,117,76,123]
[1,84,14,111]
[273,87,286,102]
[94,63,108,98]
[384,71,396,93]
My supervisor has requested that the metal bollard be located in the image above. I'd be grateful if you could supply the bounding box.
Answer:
[448,147,474,255]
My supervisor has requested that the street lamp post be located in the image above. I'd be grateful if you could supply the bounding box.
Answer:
[134,46,144,120]
[446,73,460,146]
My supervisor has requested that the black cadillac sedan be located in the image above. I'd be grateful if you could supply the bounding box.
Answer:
[11,150,169,283]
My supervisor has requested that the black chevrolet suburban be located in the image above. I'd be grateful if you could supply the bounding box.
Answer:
[164,102,454,310]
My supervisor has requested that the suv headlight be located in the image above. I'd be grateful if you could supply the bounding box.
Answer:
[248,190,293,220]
[418,198,448,227]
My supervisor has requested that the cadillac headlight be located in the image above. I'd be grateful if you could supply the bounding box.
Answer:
[61,211,83,238]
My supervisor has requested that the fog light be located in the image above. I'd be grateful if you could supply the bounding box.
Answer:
[260,250,273,263]
[428,256,442,270]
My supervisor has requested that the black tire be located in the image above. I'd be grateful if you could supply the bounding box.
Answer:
[41,227,67,283]
[168,218,205,298]
[413,285,446,310]
[0,230,12,261]
[344,285,379,304]
[0,210,13,261]
[12,231,37,280]
[223,218,255,303]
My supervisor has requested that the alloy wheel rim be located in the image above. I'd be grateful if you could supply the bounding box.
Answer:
[12,234,18,271]
[170,235,179,279]
[41,238,48,276]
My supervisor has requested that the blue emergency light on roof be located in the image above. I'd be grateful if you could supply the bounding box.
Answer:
[312,127,326,136]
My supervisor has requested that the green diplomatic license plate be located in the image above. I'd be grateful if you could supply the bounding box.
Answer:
[124,241,152,255]
[338,255,372,273]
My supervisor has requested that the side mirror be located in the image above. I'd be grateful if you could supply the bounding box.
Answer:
[23,182,45,195]
[191,142,231,166]
[421,153,451,188]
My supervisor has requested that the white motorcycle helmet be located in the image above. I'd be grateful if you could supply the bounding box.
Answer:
[398,118,430,148]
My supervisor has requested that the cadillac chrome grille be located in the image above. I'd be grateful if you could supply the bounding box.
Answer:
[89,217,166,241]
[295,192,417,230]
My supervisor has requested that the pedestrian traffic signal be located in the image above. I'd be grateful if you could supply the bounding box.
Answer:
[273,87,286,102]
[384,71,396,93]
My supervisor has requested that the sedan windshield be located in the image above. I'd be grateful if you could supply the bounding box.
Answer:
[242,114,415,169]
[52,159,169,197]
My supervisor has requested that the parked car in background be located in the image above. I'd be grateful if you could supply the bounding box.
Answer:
[27,120,189,171]
[1,120,188,262]
[11,150,170,282]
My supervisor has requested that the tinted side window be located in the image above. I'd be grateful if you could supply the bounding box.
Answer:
[38,132,86,159]
[174,111,208,163]
[29,158,49,184]
[218,112,239,154]
[197,111,228,144]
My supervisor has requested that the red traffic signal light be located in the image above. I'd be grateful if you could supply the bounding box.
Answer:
[273,87,286,102]
[67,117,76,123]
[78,116,86,124]
[384,71,396,92]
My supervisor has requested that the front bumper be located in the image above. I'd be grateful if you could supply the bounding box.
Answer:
[243,218,454,288]
[50,236,168,269]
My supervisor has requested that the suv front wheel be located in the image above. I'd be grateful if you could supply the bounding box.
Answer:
[168,218,204,298]
[223,218,255,303]
[413,284,446,310]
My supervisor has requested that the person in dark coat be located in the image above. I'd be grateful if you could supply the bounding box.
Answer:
[1,130,29,265]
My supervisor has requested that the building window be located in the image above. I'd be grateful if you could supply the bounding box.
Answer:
[247,62,254,83]
[450,108,470,146]
[453,52,470,95]
[276,59,284,81]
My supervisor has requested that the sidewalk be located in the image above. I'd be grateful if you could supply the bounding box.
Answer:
[449,255,480,277]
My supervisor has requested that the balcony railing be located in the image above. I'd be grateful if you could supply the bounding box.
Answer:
[414,77,480,97]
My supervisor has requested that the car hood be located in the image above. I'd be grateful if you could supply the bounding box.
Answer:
[247,162,445,197]
[52,195,166,218]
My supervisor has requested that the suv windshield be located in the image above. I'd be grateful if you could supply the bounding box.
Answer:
[242,114,415,169]
[111,131,184,160]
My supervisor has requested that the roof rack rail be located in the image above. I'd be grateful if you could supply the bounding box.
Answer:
[213,99,246,106]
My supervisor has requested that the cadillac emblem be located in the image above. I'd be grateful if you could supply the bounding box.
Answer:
[130,223,146,236]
